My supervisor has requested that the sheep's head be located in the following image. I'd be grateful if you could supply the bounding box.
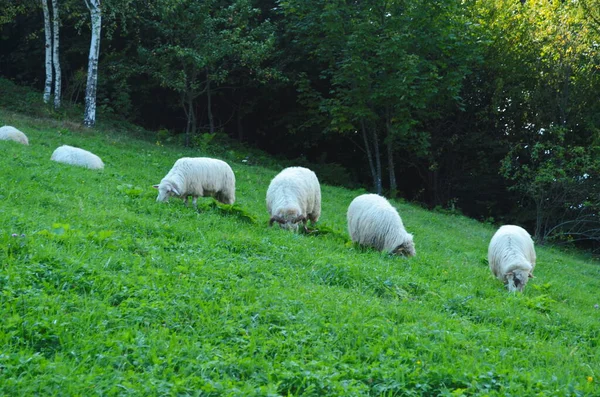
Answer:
[153,182,181,202]
[393,234,416,257]
[505,268,534,292]
[269,214,306,232]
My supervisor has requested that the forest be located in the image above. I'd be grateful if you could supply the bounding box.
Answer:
[1,0,600,249]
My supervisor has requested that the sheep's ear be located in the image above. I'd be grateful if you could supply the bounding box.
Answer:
[528,272,535,279]
[170,187,181,196]
[152,185,159,189]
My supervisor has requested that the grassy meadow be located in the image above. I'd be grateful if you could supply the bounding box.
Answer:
[0,108,599,396]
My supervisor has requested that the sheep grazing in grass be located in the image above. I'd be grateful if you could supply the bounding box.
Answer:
[51,145,104,169]
[266,166,321,231]
[0,125,29,145]
[154,157,236,207]
[488,225,536,292]
[347,194,415,256]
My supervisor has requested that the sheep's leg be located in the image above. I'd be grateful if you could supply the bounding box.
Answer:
[192,196,198,208]
[183,196,188,206]
[301,218,309,233]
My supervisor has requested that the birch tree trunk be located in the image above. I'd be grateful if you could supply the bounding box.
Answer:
[51,0,61,108]
[42,0,52,104]
[385,114,397,198]
[83,0,102,127]
[206,69,215,134]
[372,127,382,195]
[182,93,197,147]
[387,140,397,198]
[237,106,244,142]
[360,119,382,195]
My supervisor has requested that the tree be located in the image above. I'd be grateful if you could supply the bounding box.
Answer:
[41,0,52,104]
[501,126,600,244]
[83,0,101,127]
[51,0,61,108]
[0,1,27,25]
[580,0,600,34]
[475,0,600,243]
[41,0,61,108]
[279,0,476,197]
[139,0,276,145]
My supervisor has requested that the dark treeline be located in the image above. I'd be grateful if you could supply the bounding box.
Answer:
[1,0,600,248]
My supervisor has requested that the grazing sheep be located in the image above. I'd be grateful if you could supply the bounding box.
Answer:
[488,225,536,292]
[51,145,104,169]
[0,125,29,145]
[347,194,415,256]
[266,166,321,231]
[153,157,235,206]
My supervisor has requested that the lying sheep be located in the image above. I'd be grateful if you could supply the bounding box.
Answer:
[266,166,321,231]
[347,194,415,256]
[154,157,235,206]
[51,145,104,169]
[0,125,29,145]
[488,225,536,292]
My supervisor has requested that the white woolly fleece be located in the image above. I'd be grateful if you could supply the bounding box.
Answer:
[488,225,536,292]
[347,194,415,256]
[51,145,104,169]
[266,166,321,228]
[0,125,29,145]
[156,157,235,205]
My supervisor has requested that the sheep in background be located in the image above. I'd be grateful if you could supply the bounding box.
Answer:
[0,125,29,145]
[51,145,104,169]
[153,157,235,206]
[266,166,321,231]
[347,194,416,256]
[488,225,536,292]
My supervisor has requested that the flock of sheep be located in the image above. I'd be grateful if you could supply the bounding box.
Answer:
[1,125,537,293]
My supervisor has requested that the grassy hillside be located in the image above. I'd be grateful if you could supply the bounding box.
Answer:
[0,108,599,396]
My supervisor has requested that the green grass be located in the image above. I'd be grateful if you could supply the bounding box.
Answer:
[1,108,599,396]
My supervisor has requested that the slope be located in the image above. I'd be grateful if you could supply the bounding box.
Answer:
[0,109,598,396]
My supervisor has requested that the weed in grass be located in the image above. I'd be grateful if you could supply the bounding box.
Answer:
[302,222,350,243]
[197,200,258,224]
[525,295,556,314]
[2,233,30,260]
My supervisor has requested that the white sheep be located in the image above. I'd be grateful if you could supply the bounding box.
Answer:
[153,157,235,206]
[51,145,104,169]
[266,166,321,231]
[347,194,416,256]
[0,125,29,145]
[488,225,536,292]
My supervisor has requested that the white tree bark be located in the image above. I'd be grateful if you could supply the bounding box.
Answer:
[83,0,102,127]
[42,0,52,104]
[51,0,61,109]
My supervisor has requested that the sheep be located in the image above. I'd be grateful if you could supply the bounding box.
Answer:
[347,194,416,256]
[488,225,536,292]
[153,157,235,207]
[51,145,104,169]
[266,166,321,231]
[0,125,29,145]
